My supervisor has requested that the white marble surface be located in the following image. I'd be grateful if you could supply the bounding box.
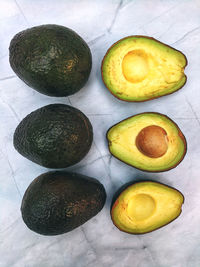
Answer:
[1,0,200,266]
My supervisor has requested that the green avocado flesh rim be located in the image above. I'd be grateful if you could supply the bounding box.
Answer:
[107,113,186,172]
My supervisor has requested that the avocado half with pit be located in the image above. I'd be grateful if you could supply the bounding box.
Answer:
[111,181,184,234]
[107,112,187,172]
[101,36,187,102]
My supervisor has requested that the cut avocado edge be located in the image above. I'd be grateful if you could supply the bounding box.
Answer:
[111,180,184,234]
[101,35,188,102]
[106,112,187,172]
[104,75,187,102]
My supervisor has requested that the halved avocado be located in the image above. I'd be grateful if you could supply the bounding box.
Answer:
[111,181,184,234]
[101,36,187,102]
[107,112,187,172]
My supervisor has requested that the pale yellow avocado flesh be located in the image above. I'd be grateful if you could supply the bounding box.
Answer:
[107,113,186,172]
[102,36,187,101]
[111,181,184,234]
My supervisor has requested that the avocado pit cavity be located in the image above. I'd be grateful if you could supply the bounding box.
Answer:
[136,125,168,158]
[127,193,156,221]
[122,49,149,83]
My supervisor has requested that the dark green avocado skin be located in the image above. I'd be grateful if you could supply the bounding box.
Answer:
[21,171,106,235]
[9,24,92,97]
[13,104,93,168]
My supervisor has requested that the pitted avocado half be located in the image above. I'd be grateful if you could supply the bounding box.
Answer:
[107,112,187,172]
[101,36,187,102]
[111,181,184,234]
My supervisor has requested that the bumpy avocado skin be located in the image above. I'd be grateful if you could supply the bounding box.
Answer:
[9,24,92,96]
[21,171,106,235]
[13,104,93,168]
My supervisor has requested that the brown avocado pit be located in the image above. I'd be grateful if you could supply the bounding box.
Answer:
[136,125,168,158]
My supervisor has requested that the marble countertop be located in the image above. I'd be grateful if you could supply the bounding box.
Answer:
[1,0,200,266]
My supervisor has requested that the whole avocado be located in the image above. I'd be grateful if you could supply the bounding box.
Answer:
[21,171,106,235]
[13,104,93,168]
[9,24,92,97]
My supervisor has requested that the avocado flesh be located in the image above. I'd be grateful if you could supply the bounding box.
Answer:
[107,113,186,172]
[102,36,187,102]
[111,181,184,234]
[13,104,93,168]
[21,171,106,235]
[9,24,92,97]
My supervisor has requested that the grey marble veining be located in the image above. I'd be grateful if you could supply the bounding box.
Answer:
[1,0,200,266]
